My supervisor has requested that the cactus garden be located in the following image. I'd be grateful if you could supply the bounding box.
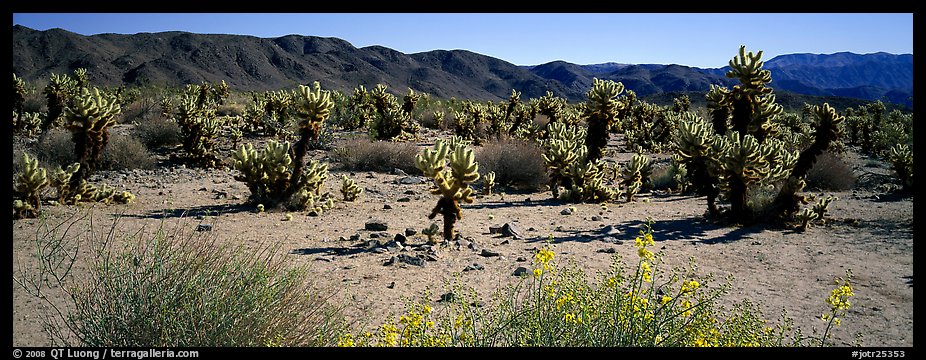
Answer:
[12,46,913,348]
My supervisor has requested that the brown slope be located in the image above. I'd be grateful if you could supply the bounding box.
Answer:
[12,25,572,100]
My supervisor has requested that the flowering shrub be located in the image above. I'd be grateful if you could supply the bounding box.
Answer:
[340,223,853,347]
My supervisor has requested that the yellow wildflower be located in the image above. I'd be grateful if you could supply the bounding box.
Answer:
[661,295,672,305]
[337,333,355,347]
[533,268,543,277]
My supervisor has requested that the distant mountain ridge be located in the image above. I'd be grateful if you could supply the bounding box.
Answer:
[12,25,913,107]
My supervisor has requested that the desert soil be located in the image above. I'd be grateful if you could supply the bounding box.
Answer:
[12,128,914,347]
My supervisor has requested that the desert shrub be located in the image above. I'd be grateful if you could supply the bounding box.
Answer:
[330,138,420,174]
[117,97,160,124]
[36,128,78,167]
[804,151,856,191]
[133,116,182,150]
[477,138,549,191]
[15,214,346,346]
[649,162,680,191]
[340,225,854,347]
[99,133,155,171]
[216,103,246,117]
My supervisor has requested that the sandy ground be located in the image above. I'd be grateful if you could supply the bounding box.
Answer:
[12,131,913,347]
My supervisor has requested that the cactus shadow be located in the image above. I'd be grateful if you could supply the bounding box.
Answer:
[121,203,254,220]
[465,198,563,210]
[524,216,767,245]
[289,246,367,257]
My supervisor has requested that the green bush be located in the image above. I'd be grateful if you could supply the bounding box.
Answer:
[16,214,346,346]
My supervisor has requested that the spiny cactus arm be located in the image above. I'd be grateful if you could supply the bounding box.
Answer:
[15,153,49,213]
[415,141,450,178]
[295,81,334,131]
[340,175,364,201]
[448,144,480,185]
[726,45,773,91]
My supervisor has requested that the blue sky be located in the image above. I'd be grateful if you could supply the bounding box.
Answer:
[12,13,913,68]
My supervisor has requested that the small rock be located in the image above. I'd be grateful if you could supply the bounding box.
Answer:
[591,215,603,221]
[480,249,501,257]
[339,236,348,242]
[751,241,762,245]
[383,204,393,210]
[528,227,536,232]
[314,257,333,262]
[405,228,417,236]
[489,225,504,234]
[463,263,485,271]
[560,208,574,215]
[599,225,621,236]
[372,247,388,254]
[199,187,208,191]
[383,257,396,266]
[365,219,389,231]
[501,223,523,238]
[602,237,623,245]
[403,190,416,195]
[398,176,425,185]
[196,224,213,232]
[394,233,407,243]
[397,197,411,202]
[397,254,426,267]
[425,254,439,262]
[370,232,383,239]
[231,195,242,200]
[394,168,408,176]
[499,239,510,245]
[350,233,361,241]
[438,292,456,303]
[512,266,529,277]
[597,248,617,254]
[467,241,479,251]
[387,281,395,289]
[516,257,527,262]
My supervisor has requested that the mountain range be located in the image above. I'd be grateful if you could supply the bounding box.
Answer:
[12,25,913,107]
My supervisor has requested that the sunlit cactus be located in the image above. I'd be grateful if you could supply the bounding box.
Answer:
[542,122,586,199]
[620,153,651,202]
[369,84,418,141]
[63,86,122,187]
[72,68,90,89]
[174,93,221,168]
[402,88,420,116]
[537,91,566,132]
[41,73,78,135]
[14,153,48,219]
[888,144,913,191]
[14,112,42,138]
[770,103,845,218]
[49,162,80,204]
[415,139,480,242]
[232,139,333,213]
[13,73,27,130]
[482,171,496,195]
[584,78,625,163]
[340,175,363,201]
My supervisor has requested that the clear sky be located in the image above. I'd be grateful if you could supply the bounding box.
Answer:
[12,13,914,68]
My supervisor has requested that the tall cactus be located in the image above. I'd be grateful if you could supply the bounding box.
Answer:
[888,144,913,191]
[415,140,480,242]
[41,73,78,135]
[13,73,27,130]
[14,153,49,219]
[63,87,122,189]
[769,103,844,218]
[231,82,335,213]
[620,153,651,202]
[584,78,625,163]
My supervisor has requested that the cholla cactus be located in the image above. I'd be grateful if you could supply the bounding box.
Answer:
[620,153,651,202]
[232,140,333,213]
[13,73,27,130]
[432,110,446,129]
[770,103,845,219]
[537,91,566,135]
[340,175,363,201]
[584,78,625,162]
[402,88,420,116]
[796,195,837,230]
[174,94,221,168]
[482,171,496,195]
[63,86,122,186]
[888,144,913,191]
[369,84,419,141]
[415,139,480,242]
[542,122,586,199]
[14,112,42,138]
[41,73,78,134]
[49,163,80,204]
[14,153,48,219]
[421,223,440,244]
